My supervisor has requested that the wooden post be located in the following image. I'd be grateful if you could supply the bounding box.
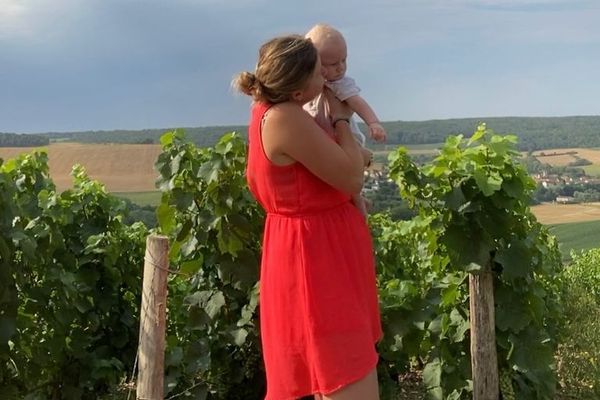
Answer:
[469,262,499,400]
[137,235,169,400]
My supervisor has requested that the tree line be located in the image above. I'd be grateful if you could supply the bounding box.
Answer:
[377,115,600,151]
[0,133,49,147]
[7,115,600,151]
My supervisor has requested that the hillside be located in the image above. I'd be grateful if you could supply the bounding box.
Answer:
[6,115,598,152]
[41,125,247,148]
[379,115,600,151]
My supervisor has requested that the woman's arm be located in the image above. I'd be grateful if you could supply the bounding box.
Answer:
[261,101,364,195]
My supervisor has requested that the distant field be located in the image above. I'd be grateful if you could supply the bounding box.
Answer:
[528,149,600,258]
[531,202,600,225]
[0,143,162,192]
[583,164,600,177]
[533,148,600,164]
[531,203,600,260]
[532,148,600,175]
[115,191,161,206]
[548,220,600,260]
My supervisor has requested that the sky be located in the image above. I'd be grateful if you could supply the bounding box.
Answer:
[1,0,599,134]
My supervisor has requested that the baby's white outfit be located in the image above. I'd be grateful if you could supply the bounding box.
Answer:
[304,76,366,145]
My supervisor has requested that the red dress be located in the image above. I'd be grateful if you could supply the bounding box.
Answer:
[246,102,382,400]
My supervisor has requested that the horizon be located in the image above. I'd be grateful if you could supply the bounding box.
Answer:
[5,113,600,136]
[2,0,600,133]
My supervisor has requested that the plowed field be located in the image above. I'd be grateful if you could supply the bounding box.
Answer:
[0,143,162,192]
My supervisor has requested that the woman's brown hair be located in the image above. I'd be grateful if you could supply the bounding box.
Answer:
[233,35,318,104]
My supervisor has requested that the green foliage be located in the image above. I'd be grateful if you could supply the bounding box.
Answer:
[155,129,265,399]
[364,180,416,221]
[0,152,147,398]
[0,125,571,400]
[556,249,600,398]
[385,124,563,399]
[371,213,471,399]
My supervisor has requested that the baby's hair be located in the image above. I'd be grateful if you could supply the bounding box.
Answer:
[305,23,345,49]
[233,35,318,104]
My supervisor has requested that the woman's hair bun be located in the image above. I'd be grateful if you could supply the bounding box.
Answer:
[235,71,257,96]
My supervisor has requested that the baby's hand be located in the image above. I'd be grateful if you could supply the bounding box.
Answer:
[368,122,387,142]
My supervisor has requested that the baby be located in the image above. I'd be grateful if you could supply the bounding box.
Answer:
[304,23,386,215]
[305,24,386,144]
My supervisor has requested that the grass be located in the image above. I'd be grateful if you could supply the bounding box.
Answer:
[114,191,161,207]
[583,164,600,177]
[549,220,600,261]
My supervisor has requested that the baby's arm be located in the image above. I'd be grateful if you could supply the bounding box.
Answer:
[345,95,387,142]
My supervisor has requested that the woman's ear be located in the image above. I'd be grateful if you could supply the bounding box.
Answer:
[291,90,303,101]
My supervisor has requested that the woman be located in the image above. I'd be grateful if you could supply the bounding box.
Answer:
[234,34,382,400]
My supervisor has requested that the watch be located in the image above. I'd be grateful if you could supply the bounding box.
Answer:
[332,117,350,128]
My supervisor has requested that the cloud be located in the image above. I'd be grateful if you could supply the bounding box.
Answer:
[1,0,599,132]
[0,0,85,42]
[0,0,33,39]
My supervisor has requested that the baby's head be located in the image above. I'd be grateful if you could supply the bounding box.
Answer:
[306,24,347,82]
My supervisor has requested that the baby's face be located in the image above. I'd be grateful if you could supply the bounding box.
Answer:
[319,37,347,82]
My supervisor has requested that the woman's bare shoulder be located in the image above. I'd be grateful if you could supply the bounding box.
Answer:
[267,102,311,123]
[263,103,317,140]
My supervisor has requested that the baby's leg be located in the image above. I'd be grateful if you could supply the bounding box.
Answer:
[351,193,368,218]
